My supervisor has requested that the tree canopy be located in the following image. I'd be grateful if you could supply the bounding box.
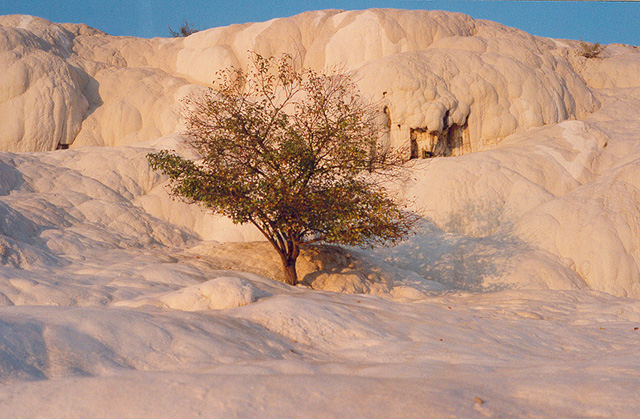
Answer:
[148,52,417,285]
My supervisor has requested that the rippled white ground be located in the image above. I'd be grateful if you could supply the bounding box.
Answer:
[0,240,639,418]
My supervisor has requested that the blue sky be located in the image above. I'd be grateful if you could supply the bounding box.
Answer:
[2,1,639,46]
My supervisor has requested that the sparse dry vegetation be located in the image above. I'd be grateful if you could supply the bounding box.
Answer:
[169,19,199,37]
[578,40,605,58]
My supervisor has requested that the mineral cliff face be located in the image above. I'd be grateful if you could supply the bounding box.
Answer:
[3,9,634,155]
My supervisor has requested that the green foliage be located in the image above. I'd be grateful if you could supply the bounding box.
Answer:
[148,52,417,285]
[169,20,199,37]
[578,40,605,58]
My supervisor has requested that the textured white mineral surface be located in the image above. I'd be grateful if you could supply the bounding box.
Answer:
[1,9,640,418]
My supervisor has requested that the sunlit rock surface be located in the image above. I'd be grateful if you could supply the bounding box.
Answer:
[1,9,620,154]
[1,9,640,417]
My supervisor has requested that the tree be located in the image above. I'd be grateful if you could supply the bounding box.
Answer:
[148,52,417,285]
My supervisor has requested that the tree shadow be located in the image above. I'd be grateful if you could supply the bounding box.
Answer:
[371,219,532,292]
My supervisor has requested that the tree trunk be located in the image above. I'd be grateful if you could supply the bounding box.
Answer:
[265,235,300,286]
[281,255,298,286]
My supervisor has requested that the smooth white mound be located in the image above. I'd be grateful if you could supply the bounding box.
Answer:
[116,276,262,311]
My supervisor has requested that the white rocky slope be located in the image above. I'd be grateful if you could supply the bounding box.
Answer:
[0,10,606,153]
[0,9,640,418]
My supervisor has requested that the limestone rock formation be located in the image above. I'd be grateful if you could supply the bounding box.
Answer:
[4,9,634,155]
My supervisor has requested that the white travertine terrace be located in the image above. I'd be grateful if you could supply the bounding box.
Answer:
[1,8,639,296]
[2,9,640,415]
[0,9,617,154]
